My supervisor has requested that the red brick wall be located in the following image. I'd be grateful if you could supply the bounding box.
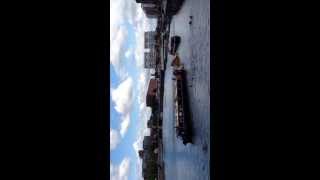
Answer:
[147,79,157,96]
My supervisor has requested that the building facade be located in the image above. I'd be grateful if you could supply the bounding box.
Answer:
[139,136,158,180]
[147,115,157,129]
[144,50,157,69]
[144,31,157,49]
[144,31,157,69]
[146,79,158,107]
[143,8,160,19]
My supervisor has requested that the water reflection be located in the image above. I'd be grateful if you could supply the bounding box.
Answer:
[162,0,210,179]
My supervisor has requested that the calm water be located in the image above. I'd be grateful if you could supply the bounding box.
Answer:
[162,0,210,179]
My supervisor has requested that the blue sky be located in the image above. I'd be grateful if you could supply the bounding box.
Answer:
[110,1,156,180]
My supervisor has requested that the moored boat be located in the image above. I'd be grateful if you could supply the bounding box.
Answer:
[173,68,192,145]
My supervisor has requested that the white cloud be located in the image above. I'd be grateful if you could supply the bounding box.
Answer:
[111,77,133,114]
[110,0,126,42]
[117,67,130,82]
[132,70,152,180]
[110,0,140,81]
[110,0,156,77]
[133,70,151,155]
[110,25,129,81]
[139,71,146,82]
[134,28,145,68]
[111,77,134,138]
[125,48,132,59]
[110,128,120,151]
[110,158,131,180]
[133,125,150,157]
[110,1,157,178]
[110,25,127,66]
[139,102,146,111]
[119,158,130,179]
[110,0,156,72]
[131,4,157,69]
[137,70,151,108]
[133,119,150,180]
[132,114,150,180]
[120,114,130,137]
[124,1,138,25]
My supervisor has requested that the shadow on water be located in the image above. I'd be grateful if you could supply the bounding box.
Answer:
[167,0,186,16]
[182,70,194,145]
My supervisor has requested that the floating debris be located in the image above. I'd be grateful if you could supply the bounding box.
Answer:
[171,54,181,67]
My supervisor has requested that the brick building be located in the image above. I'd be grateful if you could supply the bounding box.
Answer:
[146,79,158,107]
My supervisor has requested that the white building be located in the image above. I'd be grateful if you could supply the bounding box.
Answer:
[144,31,157,49]
[144,49,157,69]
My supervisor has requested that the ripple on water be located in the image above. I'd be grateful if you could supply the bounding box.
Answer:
[163,0,210,179]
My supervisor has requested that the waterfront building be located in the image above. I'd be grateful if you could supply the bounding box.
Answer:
[144,31,158,69]
[144,51,157,68]
[147,116,157,129]
[139,136,158,180]
[143,136,153,150]
[144,31,157,49]
[146,79,158,107]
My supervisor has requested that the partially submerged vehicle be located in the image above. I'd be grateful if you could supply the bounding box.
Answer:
[173,68,192,145]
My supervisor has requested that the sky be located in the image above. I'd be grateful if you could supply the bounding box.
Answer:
[110,1,157,180]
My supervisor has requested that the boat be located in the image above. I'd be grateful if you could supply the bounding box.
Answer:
[167,0,185,16]
[173,68,192,145]
[169,36,181,55]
